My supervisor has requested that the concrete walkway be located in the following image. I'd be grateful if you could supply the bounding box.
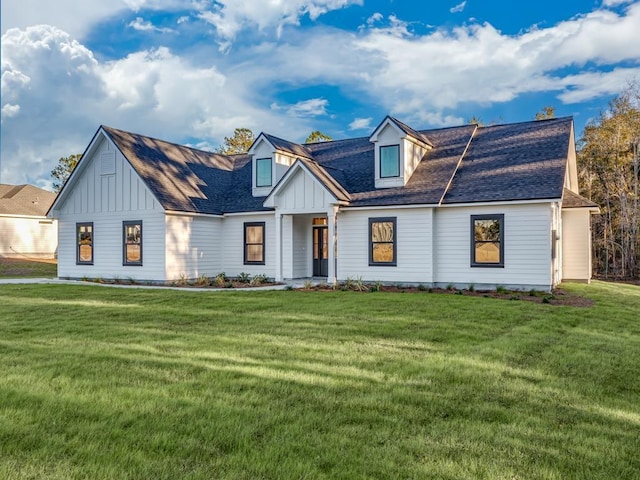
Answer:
[0,277,306,291]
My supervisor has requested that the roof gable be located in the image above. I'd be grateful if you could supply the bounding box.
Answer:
[263,159,349,209]
[369,115,434,148]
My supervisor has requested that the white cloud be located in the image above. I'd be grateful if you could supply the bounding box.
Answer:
[348,117,372,130]
[0,25,311,187]
[601,0,634,6]
[558,67,640,103]
[128,17,175,33]
[1,104,20,121]
[450,1,467,14]
[197,0,363,51]
[272,98,329,117]
[1,0,194,38]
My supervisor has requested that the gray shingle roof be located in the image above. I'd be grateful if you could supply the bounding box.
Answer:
[441,117,573,204]
[263,134,313,159]
[0,184,57,216]
[95,117,575,215]
[562,188,599,209]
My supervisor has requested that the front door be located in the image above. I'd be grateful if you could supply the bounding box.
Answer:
[313,226,329,277]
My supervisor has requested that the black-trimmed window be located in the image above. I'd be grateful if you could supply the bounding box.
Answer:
[256,158,272,187]
[471,214,504,267]
[123,221,142,266]
[244,222,265,265]
[369,217,397,266]
[380,145,400,178]
[76,222,93,265]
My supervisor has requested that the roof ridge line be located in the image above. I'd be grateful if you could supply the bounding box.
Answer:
[438,124,478,206]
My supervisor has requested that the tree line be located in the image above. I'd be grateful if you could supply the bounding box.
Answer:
[578,82,640,280]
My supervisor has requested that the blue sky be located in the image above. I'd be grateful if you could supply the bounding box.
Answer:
[2,0,640,190]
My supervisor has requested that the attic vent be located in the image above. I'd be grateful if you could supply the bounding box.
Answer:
[101,153,116,175]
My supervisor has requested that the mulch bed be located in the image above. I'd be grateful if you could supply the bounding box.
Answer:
[297,284,594,307]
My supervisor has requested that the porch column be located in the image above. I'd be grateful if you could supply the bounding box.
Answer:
[275,212,283,282]
[327,205,339,285]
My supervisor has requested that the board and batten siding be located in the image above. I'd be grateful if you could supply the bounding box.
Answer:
[561,209,592,282]
[434,203,553,290]
[220,214,275,278]
[0,216,58,258]
[54,135,166,280]
[337,207,433,283]
[165,214,222,280]
[271,168,336,214]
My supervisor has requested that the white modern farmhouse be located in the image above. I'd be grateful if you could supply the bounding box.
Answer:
[48,116,598,291]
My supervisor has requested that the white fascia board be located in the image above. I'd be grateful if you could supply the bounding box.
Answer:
[438,198,560,208]
[0,213,51,220]
[223,210,275,217]
[341,203,436,211]
[165,210,224,218]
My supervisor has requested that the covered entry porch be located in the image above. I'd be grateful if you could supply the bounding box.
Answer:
[274,208,339,283]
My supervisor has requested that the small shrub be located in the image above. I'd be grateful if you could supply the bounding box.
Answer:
[236,272,251,283]
[542,296,552,304]
[250,274,269,286]
[354,277,368,292]
[81,276,89,282]
[395,283,405,290]
[284,285,293,291]
[529,289,537,297]
[418,284,427,291]
[370,281,383,292]
[496,285,509,294]
[509,295,520,301]
[344,277,355,290]
[468,284,475,292]
[175,273,189,287]
[195,274,210,287]
[455,290,464,295]
[446,283,455,291]
[303,280,314,290]
[215,272,228,287]
[96,277,104,284]
[127,277,137,285]
[224,281,234,288]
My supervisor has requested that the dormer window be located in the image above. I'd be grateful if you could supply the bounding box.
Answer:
[380,145,400,178]
[256,158,272,187]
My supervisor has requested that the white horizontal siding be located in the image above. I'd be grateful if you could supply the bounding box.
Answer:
[434,204,552,289]
[338,208,433,283]
[0,216,58,258]
[562,209,591,281]
[221,214,275,278]
[56,210,166,281]
[165,215,222,280]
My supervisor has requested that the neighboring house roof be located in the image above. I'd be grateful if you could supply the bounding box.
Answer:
[0,184,57,216]
[562,188,599,210]
[75,117,576,216]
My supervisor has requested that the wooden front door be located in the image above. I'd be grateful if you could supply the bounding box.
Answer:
[313,226,329,277]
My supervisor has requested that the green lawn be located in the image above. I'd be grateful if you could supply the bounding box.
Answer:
[0,257,57,278]
[0,282,638,479]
